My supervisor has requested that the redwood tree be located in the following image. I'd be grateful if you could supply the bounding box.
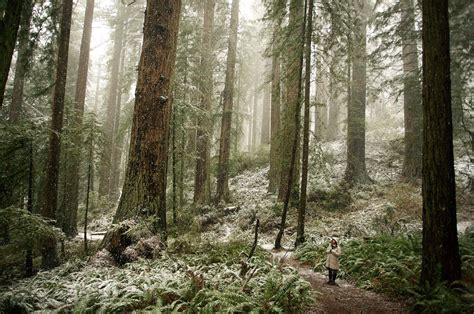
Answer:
[99,2,126,198]
[400,0,422,181]
[277,0,304,202]
[215,0,240,204]
[420,0,461,287]
[40,0,74,269]
[113,0,182,242]
[0,0,23,108]
[344,0,371,185]
[194,0,215,205]
[296,0,313,247]
[9,0,33,122]
[268,0,285,193]
[63,0,95,237]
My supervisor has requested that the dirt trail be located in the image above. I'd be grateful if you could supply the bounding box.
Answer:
[261,244,408,314]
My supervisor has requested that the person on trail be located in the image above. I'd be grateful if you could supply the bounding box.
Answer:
[326,238,341,285]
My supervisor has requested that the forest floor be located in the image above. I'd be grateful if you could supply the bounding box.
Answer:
[1,133,472,312]
[262,245,408,313]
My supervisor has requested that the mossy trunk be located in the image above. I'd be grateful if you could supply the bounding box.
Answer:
[40,0,73,269]
[420,0,461,287]
[277,0,304,203]
[400,0,422,181]
[344,1,371,185]
[9,0,33,122]
[268,6,283,193]
[63,0,95,238]
[99,1,126,198]
[215,0,240,204]
[296,0,314,247]
[113,0,182,243]
[194,0,215,205]
[0,0,23,108]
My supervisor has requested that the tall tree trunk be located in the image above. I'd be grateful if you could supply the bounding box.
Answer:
[99,2,125,198]
[261,81,271,145]
[0,0,23,108]
[9,0,32,122]
[400,0,422,181]
[25,141,34,277]
[420,0,461,287]
[252,84,259,151]
[40,0,73,269]
[277,0,304,202]
[113,0,182,242]
[110,17,129,200]
[63,0,95,238]
[194,0,215,205]
[274,0,305,249]
[215,0,240,204]
[296,0,313,248]
[268,9,282,193]
[326,58,339,141]
[344,1,370,185]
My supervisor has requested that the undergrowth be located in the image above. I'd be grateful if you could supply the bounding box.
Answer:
[0,240,313,313]
[295,231,474,313]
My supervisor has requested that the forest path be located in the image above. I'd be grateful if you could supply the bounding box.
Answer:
[261,244,408,314]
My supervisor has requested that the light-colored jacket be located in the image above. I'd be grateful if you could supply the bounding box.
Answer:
[325,245,341,270]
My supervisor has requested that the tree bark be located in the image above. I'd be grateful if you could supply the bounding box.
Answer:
[277,0,304,202]
[63,0,95,238]
[400,0,422,181]
[99,2,126,198]
[0,0,23,108]
[9,0,33,122]
[261,81,271,145]
[40,0,74,269]
[296,0,313,248]
[194,0,215,205]
[344,0,371,185]
[252,83,259,151]
[215,0,240,204]
[268,7,282,193]
[113,0,182,243]
[110,17,129,200]
[420,0,461,287]
[275,0,305,249]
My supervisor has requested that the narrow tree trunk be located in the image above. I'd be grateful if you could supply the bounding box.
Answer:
[110,17,129,200]
[63,0,95,238]
[275,0,305,250]
[252,84,259,151]
[296,0,313,248]
[215,0,240,204]
[420,0,461,287]
[113,0,182,243]
[25,141,34,277]
[344,1,371,185]
[0,0,23,108]
[277,0,304,202]
[261,81,271,145]
[40,0,73,269]
[326,62,339,141]
[194,0,215,205]
[99,2,125,198]
[268,14,282,193]
[400,0,422,181]
[9,0,33,122]
[172,103,177,224]
[84,127,94,255]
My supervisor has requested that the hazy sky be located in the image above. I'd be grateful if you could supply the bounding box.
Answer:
[89,0,262,75]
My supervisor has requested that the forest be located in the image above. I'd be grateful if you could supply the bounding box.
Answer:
[0,0,473,312]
